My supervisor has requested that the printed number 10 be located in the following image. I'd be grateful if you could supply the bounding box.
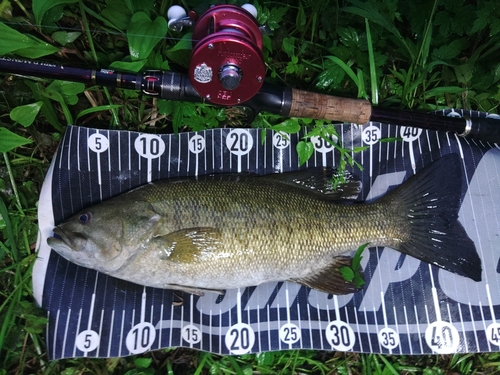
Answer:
[132,325,150,350]
[140,137,160,156]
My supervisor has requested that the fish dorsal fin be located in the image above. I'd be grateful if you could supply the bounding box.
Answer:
[290,256,362,295]
[157,227,222,264]
[265,167,361,200]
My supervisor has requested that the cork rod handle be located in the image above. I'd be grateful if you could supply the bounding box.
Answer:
[288,88,372,124]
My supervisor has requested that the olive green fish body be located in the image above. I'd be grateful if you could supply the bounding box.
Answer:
[48,154,482,295]
[112,180,388,287]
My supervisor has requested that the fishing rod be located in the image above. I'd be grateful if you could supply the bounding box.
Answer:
[1,3,499,144]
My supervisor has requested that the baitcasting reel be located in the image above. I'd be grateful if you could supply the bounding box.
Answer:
[167,4,266,106]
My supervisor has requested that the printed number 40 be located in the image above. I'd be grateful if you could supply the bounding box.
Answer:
[487,323,500,346]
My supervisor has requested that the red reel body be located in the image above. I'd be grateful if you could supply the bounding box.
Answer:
[188,5,265,106]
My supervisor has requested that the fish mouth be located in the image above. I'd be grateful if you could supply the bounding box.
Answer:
[47,227,86,253]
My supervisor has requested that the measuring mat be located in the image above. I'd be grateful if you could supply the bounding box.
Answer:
[34,110,500,358]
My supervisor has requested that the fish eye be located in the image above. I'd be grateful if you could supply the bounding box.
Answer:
[78,212,91,224]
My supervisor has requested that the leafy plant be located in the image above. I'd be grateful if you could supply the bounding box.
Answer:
[339,243,368,289]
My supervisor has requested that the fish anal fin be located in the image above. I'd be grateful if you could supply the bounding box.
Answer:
[157,227,222,264]
[290,256,362,295]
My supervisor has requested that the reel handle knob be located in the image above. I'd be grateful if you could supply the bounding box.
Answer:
[167,5,190,31]
[241,4,258,18]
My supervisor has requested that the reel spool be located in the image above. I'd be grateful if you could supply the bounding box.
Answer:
[168,4,266,106]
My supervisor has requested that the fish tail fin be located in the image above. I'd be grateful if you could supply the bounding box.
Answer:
[383,154,481,281]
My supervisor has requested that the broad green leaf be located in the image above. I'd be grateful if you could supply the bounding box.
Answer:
[9,101,43,127]
[134,357,152,369]
[165,33,192,67]
[266,6,288,31]
[24,80,64,132]
[316,60,346,90]
[32,0,78,25]
[296,140,314,166]
[295,1,306,30]
[46,80,85,105]
[256,352,275,367]
[127,12,168,61]
[338,26,362,49]
[109,59,146,73]
[124,0,155,14]
[339,266,355,282]
[0,127,33,152]
[101,0,132,30]
[454,64,473,85]
[282,37,295,58]
[353,273,365,288]
[0,23,59,58]
[51,31,81,45]
[167,33,192,54]
[269,118,300,134]
[157,99,174,115]
[24,314,49,334]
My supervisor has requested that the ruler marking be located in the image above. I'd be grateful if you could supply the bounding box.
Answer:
[107,309,115,357]
[354,307,363,352]
[373,306,381,352]
[189,294,194,348]
[297,303,303,350]
[429,266,442,322]
[76,127,81,171]
[169,303,174,349]
[118,309,125,356]
[404,306,412,355]
[478,302,491,351]
[97,308,105,355]
[457,303,468,352]
[158,303,164,350]
[73,308,81,357]
[307,304,312,351]
[317,304,324,350]
[61,308,71,358]
[363,307,373,352]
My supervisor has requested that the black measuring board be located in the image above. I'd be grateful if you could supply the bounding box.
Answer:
[34,109,500,358]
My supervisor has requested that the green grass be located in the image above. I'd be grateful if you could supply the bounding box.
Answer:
[1,0,500,373]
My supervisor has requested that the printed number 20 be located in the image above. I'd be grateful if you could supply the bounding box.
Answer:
[225,323,255,354]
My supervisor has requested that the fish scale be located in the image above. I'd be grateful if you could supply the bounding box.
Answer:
[48,154,481,296]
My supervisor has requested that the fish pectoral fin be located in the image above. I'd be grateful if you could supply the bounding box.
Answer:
[158,227,223,263]
[290,256,362,295]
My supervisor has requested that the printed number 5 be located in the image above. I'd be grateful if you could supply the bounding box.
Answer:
[76,330,99,353]
[88,133,109,153]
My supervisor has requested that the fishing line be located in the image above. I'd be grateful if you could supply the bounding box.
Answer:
[1,20,198,43]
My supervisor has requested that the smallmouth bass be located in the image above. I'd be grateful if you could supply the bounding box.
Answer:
[47,153,481,295]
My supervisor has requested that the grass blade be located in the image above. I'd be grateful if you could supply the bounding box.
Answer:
[365,19,378,105]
